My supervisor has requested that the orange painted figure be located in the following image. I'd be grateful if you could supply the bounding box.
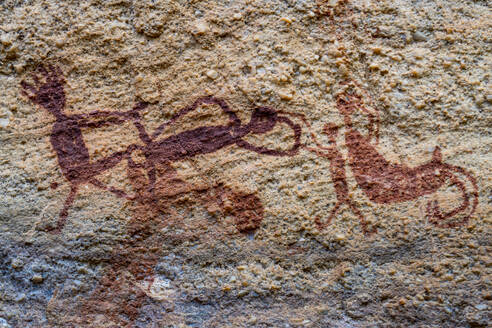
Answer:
[336,89,478,229]
[305,82,478,233]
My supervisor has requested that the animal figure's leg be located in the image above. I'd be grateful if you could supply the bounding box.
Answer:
[54,185,78,233]
[348,200,376,235]
[315,200,342,230]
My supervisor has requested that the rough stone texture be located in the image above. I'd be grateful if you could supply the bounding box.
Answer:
[0,1,491,327]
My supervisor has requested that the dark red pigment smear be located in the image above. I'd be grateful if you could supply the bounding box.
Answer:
[79,159,264,326]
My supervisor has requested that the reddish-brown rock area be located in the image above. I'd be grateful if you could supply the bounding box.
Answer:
[0,1,490,327]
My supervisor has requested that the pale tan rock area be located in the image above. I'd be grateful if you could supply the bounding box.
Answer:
[0,0,491,327]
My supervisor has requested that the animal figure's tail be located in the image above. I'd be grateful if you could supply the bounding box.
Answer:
[426,163,478,228]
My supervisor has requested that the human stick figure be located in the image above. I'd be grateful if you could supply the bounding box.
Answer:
[305,123,376,234]
[20,65,144,233]
[283,110,376,234]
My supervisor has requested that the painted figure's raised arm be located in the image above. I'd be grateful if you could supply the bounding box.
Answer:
[75,102,148,129]
[20,65,66,114]
[151,96,241,140]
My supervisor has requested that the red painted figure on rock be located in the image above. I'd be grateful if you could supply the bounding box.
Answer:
[306,81,478,232]
[298,80,478,233]
[128,95,302,193]
[336,86,478,228]
[306,123,376,234]
[21,65,144,233]
[21,65,302,233]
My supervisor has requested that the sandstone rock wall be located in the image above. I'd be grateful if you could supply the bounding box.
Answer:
[0,1,490,327]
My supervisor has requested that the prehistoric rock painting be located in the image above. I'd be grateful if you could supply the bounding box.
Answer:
[304,123,376,234]
[20,65,301,233]
[20,66,479,326]
[20,67,478,235]
[126,94,302,194]
[305,81,478,232]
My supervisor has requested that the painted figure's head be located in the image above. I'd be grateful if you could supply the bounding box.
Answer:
[20,65,66,118]
[40,83,66,116]
[247,107,278,134]
[336,93,362,116]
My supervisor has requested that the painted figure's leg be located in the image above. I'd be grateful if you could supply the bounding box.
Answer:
[89,178,129,199]
[54,185,78,233]
[146,164,157,194]
[315,201,342,230]
[349,201,376,235]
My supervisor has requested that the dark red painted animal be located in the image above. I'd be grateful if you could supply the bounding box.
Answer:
[21,65,143,233]
[297,82,477,232]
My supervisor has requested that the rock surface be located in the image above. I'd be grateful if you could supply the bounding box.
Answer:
[0,0,491,327]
